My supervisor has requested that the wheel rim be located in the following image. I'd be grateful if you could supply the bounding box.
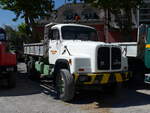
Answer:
[57,75,65,95]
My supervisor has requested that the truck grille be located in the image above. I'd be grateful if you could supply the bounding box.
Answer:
[97,47,121,70]
[111,47,121,69]
[97,47,110,70]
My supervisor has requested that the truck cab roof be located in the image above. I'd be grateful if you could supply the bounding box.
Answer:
[46,23,95,30]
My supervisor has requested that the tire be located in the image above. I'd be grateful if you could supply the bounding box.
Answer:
[7,72,16,88]
[27,61,40,80]
[27,61,34,74]
[56,69,75,102]
[145,83,150,89]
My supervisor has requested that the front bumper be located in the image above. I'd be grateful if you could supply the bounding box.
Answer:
[74,71,130,85]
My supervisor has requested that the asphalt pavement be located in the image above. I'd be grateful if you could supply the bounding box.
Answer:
[0,63,150,113]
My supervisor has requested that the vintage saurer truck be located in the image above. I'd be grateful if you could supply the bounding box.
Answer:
[0,28,17,88]
[24,23,129,101]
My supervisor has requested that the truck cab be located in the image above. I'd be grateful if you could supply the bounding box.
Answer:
[24,23,130,101]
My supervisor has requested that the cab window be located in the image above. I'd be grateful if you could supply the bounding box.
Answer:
[62,26,98,41]
[49,29,59,40]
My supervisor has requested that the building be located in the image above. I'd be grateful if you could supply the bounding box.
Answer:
[35,3,138,42]
[139,0,150,24]
[36,3,106,41]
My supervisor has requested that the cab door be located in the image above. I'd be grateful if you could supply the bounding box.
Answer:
[145,28,150,68]
[49,29,61,64]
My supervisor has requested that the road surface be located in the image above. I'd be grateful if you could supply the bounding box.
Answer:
[0,63,150,113]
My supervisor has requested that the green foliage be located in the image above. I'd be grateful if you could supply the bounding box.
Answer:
[4,23,30,53]
[17,23,30,43]
[0,0,54,41]
[4,25,21,51]
[18,23,27,34]
[0,0,54,25]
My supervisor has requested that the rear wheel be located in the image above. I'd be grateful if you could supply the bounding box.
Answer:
[56,69,75,102]
[27,61,40,80]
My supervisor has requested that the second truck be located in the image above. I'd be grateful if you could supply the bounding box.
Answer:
[0,27,17,88]
[24,23,130,101]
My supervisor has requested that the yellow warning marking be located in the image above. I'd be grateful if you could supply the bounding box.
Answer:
[84,74,97,85]
[146,44,150,48]
[100,73,110,84]
[125,72,129,80]
[74,73,79,81]
[115,73,123,82]
[74,72,129,85]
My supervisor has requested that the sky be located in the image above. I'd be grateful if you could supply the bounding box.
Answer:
[0,0,65,28]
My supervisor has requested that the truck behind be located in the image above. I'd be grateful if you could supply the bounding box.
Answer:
[0,27,17,88]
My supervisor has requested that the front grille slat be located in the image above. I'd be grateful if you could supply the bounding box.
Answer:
[97,47,110,70]
[97,47,121,70]
[111,47,121,69]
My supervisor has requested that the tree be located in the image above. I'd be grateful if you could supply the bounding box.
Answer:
[17,23,30,43]
[4,23,30,53]
[4,25,20,51]
[86,0,143,41]
[0,0,54,36]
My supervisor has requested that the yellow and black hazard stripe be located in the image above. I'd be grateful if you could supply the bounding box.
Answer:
[74,72,130,85]
[145,44,150,48]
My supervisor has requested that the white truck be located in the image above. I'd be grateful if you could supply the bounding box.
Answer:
[24,23,129,101]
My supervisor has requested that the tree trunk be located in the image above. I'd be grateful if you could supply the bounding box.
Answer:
[104,9,109,42]
[24,15,32,41]
[124,8,132,42]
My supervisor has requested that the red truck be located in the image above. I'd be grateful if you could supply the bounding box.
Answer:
[0,28,17,88]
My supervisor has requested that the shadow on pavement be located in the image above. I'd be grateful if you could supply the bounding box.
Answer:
[0,71,57,98]
[1,63,150,109]
[0,72,43,97]
[71,84,150,109]
[0,63,57,98]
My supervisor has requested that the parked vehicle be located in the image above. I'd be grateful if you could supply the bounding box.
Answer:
[0,28,17,88]
[111,25,148,82]
[24,23,130,101]
[143,25,150,84]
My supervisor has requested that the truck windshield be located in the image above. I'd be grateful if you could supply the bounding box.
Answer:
[62,26,98,41]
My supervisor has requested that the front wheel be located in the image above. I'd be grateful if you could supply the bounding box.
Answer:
[56,69,75,102]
